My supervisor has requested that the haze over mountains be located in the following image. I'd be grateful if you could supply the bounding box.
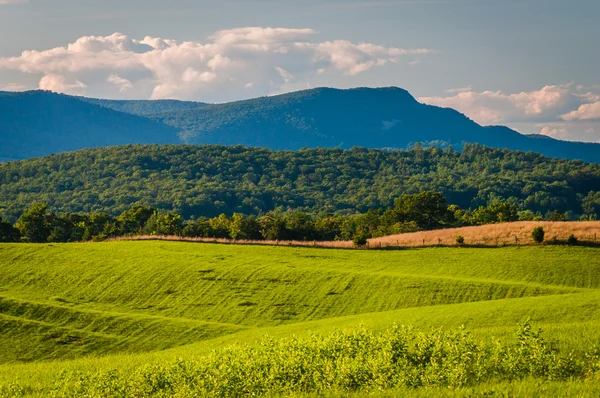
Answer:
[1,87,599,163]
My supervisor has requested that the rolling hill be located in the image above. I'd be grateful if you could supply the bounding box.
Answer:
[1,87,600,162]
[0,91,181,161]
[1,241,600,395]
[1,144,599,222]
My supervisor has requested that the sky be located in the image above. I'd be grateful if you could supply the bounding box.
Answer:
[1,0,599,142]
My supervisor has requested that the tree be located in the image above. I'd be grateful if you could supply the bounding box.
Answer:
[391,192,451,230]
[209,214,230,238]
[582,191,600,216]
[145,212,183,235]
[545,210,566,222]
[260,211,286,240]
[0,217,20,242]
[182,217,212,238]
[15,202,52,243]
[117,206,155,235]
[472,200,518,225]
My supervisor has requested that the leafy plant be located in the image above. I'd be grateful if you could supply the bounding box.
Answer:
[532,227,545,244]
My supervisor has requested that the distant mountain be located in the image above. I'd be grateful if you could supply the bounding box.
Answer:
[80,98,209,116]
[1,87,599,163]
[0,91,180,160]
[151,87,600,163]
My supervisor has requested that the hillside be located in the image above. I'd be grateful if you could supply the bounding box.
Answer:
[1,144,599,222]
[2,87,600,162]
[1,242,600,395]
[0,91,181,160]
[151,87,600,163]
[79,97,209,116]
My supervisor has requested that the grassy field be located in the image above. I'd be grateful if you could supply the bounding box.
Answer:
[1,241,600,396]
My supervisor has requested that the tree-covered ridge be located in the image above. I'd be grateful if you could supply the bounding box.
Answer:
[1,144,599,224]
[79,97,209,116]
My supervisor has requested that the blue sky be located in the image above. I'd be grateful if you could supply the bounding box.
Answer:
[1,0,599,142]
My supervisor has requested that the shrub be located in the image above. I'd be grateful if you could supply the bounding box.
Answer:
[353,233,369,248]
[531,226,545,244]
[48,323,600,397]
[456,235,465,245]
[567,234,578,245]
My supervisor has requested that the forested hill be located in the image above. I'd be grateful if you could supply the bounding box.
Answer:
[1,144,599,222]
[2,87,600,163]
[79,97,209,116]
[151,87,600,163]
[0,91,180,161]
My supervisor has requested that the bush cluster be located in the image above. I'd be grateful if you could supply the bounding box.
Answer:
[16,323,597,397]
[1,191,578,244]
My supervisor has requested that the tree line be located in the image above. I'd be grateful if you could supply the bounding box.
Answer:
[1,192,591,244]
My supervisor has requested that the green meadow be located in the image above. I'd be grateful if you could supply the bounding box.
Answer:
[1,241,600,396]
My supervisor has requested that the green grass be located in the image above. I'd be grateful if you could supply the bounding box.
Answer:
[1,242,599,395]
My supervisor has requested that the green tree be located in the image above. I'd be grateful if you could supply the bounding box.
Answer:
[260,211,286,240]
[582,191,600,216]
[209,214,230,238]
[0,216,20,242]
[391,192,451,230]
[117,205,155,235]
[15,202,52,243]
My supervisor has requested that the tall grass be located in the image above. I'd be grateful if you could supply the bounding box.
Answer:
[370,221,600,248]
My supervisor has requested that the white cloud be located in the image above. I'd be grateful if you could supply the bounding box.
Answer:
[0,28,431,100]
[39,74,86,92]
[107,74,133,92]
[444,85,472,94]
[538,125,569,139]
[0,0,28,4]
[561,101,600,121]
[1,83,25,91]
[419,84,573,125]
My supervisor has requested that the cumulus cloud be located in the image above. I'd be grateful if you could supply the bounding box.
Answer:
[0,28,431,100]
[561,101,600,121]
[107,74,134,92]
[39,74,86,92]
[538,125,569,139]
[419,84,572,125]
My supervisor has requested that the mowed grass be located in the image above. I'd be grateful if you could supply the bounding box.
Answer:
[1,241,600,395]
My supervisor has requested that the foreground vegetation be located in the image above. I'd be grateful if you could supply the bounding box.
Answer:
[1,242,600,395]
[4,323,599,397]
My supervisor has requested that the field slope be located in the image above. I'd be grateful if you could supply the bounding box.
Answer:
[1,242,600,395]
